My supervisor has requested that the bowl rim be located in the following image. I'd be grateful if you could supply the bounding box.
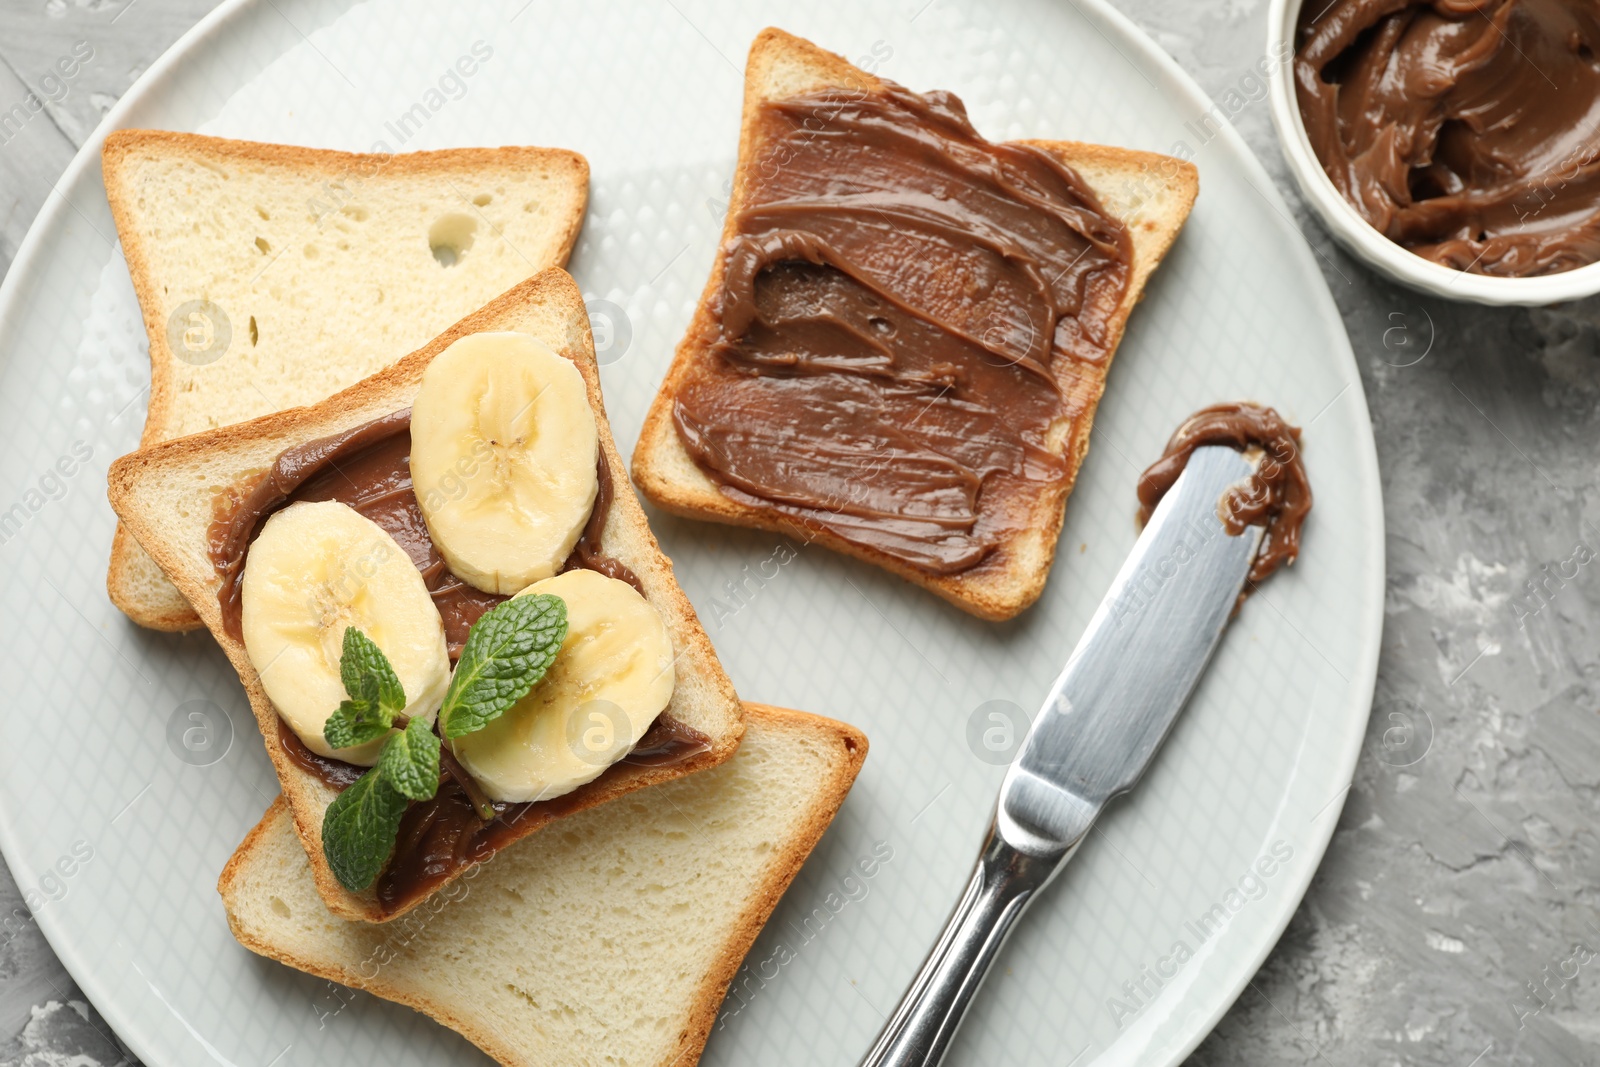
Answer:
[1265,0,1600,306]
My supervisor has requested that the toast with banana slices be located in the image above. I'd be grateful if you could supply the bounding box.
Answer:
[109,267,742,923]
[102,132,589,632]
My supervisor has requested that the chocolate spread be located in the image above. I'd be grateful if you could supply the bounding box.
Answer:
[1136,402,1312,590]
[213,411,709,916]
[560,449,645,596]
[672,82,1132,575]
[1296,0,1600,276]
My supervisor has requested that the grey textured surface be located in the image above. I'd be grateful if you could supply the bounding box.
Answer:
[0,0,1594,1065]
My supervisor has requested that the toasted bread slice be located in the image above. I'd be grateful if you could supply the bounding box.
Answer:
[219,704,866,1067]
[631,28,1198,621]
[109,268,742,923]
[102,132,590,631]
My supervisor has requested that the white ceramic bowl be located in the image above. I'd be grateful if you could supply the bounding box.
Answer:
[1266,0,1600,305]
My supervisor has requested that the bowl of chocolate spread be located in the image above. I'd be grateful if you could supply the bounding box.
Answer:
[1267,0,1600,304]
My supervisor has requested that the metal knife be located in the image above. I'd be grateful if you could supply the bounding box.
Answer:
[859,444,1267,1067]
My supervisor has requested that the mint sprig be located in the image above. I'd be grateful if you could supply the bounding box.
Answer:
[318,599,568,892]
[323,702,391,751]
[379,716,442,801]
[322,768,409,892]
[341,626,405,713]
[324,628,407,750]
[321,626,434,891]
[441,594,568,739]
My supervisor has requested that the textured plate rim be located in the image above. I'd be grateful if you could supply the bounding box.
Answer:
[0,1,1385,1064]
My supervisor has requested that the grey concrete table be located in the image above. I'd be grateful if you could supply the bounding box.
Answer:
[1,1,1596,1065]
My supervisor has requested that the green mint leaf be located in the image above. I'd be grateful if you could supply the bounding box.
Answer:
[441,594,568,740]
[321,768,409,892]
[379,717,441,801]
[340,627,406,718]
[323,699,392,751]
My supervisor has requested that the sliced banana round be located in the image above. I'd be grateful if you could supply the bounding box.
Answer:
[410,331,599,596]
[450,568,676,803]
[241,500,451,764]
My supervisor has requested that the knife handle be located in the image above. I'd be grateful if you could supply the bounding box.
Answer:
[859,825,1073,1067]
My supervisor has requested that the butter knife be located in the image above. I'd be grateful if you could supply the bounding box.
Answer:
[859,444,1266,1067]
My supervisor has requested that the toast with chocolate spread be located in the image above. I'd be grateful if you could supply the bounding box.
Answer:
[219,705,867,1067]
[108,268,743,923]
[102,132,589,633]
[631,28,1199,621]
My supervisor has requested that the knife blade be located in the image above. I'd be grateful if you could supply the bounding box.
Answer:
[860,444,1266,1067]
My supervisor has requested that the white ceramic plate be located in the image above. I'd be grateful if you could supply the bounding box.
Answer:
[0,1,1383,1065]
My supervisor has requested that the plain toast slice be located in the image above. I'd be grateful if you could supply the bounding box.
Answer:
[631,28,1198,621]
[103,132,589,631]
[109,268,742,923]
[219,704,867,1067]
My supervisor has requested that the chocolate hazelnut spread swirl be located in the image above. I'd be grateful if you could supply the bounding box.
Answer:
[210,411,709,915]
[1136,402,1312,589]
[672,82,1131,575]
[1296,0,1600,276]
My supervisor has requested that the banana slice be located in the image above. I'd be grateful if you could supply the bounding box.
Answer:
[409,331,599,596]
[241,500,451,764]
[449,568,676,803]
